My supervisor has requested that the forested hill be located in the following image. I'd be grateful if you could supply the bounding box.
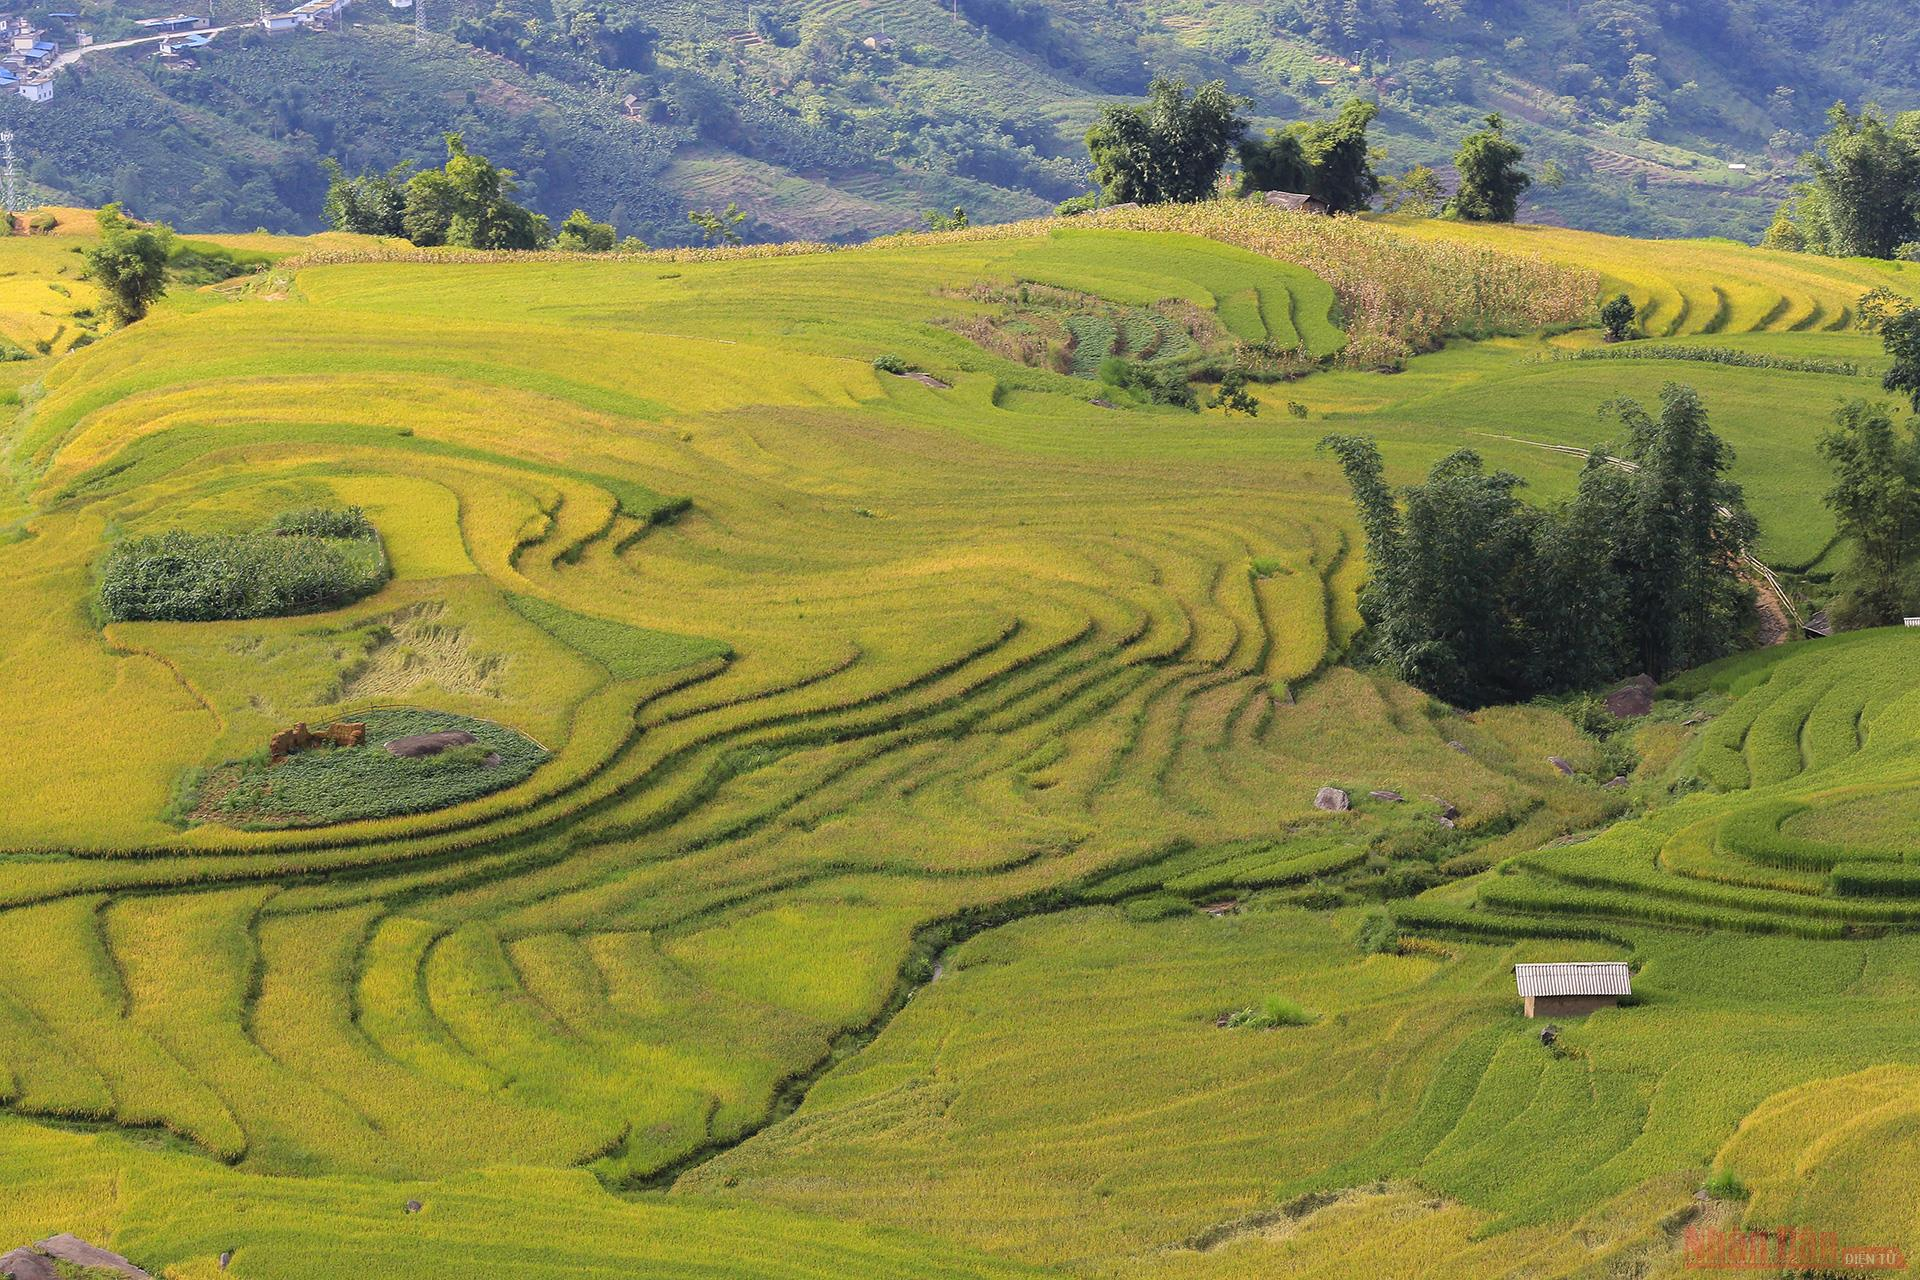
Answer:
[0,0,1914,243]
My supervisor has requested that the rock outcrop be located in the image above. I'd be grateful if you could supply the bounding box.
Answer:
[3,1235,152,1280]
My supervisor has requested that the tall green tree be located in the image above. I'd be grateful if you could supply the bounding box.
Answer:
[1450,113,1531,222]
[687,202,747,244]
[402,134,551,250]
[1518,456,1632,694]
[1321,436,1537,707]
[1248,98,1383,214]
[1818,399,1920,627]
[1086,76,1249,206]
[1301,100,1381,213]
[1237,128,1311,197]
[83,203,171,326]
[1884,307,1920,412]
[1605,384,1755,680]
[1803,103,1920,259]
[1241,100,1379,212]
[321,159,412,237]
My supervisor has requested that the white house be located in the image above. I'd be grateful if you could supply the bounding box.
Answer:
[18,76,53,101]
[133,13,208,32]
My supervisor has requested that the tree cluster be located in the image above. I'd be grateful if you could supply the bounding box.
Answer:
[1238,99,1380,213]
[1085,77,1250,206]
[1819,309,1920,626]
[1765,103,1920,260]
[1087,94,1532,224]
[1323,384,1755,708]
[324,135,644,252]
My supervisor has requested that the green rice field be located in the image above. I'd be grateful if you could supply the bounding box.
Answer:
[1,204,1919,1277]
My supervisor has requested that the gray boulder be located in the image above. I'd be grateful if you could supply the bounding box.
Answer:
[0,1248,60,1280]
[1314,786,1351,812]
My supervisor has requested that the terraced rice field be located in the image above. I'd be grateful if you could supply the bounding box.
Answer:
[1386,214,1920,338]
[3,207,1920,1276]
[1450,630,1920,941]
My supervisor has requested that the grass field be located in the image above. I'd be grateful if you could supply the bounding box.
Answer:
[3,206,1920,1277]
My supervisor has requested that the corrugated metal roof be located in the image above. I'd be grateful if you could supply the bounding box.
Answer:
[1514,962,1630,998]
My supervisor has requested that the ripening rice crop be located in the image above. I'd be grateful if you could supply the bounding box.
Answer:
[1,209,1918,1280]
[1093,203,1600,366]
[1383,216,1920,337]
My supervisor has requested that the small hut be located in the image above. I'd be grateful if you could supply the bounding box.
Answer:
[1261,190,1331,215]
[1514,962,1630,1018]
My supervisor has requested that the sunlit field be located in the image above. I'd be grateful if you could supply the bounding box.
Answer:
[2,206,1919,1277]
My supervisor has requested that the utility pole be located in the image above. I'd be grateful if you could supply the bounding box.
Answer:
[414,0,425,48]
[0,133,21,217]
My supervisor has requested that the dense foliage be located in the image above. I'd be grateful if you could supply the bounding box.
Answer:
[1085,77,1248,206]
[1449,113,1530,223]
[554,208,643,251]
[99,512,387,622]
[1600,292,1637,342]
[1820,401,1920,628]
[1324,384,1754,705]
[266,505,378,539]
[1886,307,1920,412]
[404,133,548,249]
[1239,99,1380,213]
[1765,104,1920,259]
[320,158,410,239]
[3,0,1920,240]
[82,203,170,326]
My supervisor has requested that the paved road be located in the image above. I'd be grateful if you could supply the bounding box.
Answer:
[49,24,242,71]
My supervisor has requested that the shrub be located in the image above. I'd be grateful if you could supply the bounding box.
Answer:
[872,354,910,374]
[1703,1169,1748,1200]
[267,505,378,539]
[1098,356,1198,410]
[1223,996,1317,1028]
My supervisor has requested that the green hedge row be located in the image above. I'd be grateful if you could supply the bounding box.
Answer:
[1830,861,1920,898]
[1555,345,1861,376]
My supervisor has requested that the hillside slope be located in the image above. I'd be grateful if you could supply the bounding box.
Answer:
[0,0,1915,240]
